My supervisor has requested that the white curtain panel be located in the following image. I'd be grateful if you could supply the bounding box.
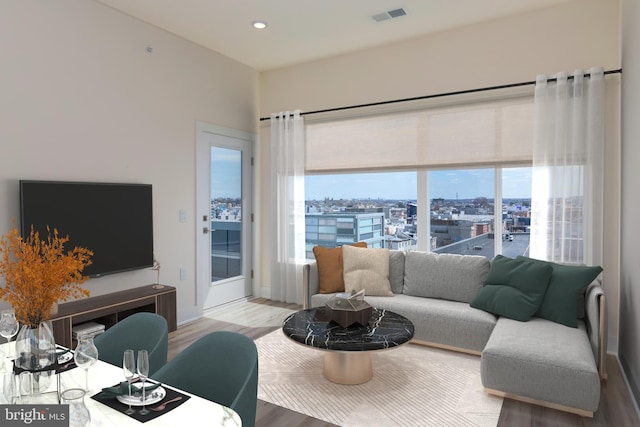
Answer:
[270,110,306,304]
[530,67,605,265]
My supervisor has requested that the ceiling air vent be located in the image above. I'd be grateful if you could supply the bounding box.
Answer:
[372,8,407,22]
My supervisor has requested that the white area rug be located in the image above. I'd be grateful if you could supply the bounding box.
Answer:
[256,330,503,427]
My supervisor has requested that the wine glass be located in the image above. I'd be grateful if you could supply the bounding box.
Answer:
[122,350,136,415]
[0,310,19,364]
[137,350,150,415]
[74,334,98,392]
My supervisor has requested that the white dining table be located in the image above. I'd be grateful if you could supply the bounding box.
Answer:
[1,343,242,427]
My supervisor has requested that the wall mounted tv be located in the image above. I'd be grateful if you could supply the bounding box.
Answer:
[20,181,154,278]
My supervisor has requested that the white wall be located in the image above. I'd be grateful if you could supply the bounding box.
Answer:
[260,0,619,114]
[620,0,640,409]
[0,0,259,324]
[258,0,622,349]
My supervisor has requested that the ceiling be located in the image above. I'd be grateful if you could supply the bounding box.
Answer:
[96,0,573,71]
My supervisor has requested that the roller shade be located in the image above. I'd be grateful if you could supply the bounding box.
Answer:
[305,96,534,173]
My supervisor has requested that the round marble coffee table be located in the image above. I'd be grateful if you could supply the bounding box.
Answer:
[281,307,414,384]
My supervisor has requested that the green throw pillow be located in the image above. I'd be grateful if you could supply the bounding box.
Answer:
[470,255,552,322]
[517,256,602,328]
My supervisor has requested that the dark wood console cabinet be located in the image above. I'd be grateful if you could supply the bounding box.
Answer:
[49,284,177,348]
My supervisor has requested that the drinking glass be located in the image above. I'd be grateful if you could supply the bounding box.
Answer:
[122,349,136,415]
[1,372,17,404]
[137,350,149,415]
[18,371,34,403]
[0,310,19,362]
[74,334,98,392]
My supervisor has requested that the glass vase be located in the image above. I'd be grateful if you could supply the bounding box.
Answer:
[74,333,98,392]
[14,321,57,393]
[61,388,90,427]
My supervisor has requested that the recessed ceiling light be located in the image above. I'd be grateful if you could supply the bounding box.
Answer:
[252,20,267,30]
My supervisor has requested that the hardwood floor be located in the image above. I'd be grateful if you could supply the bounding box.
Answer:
[169,299,335,427]
[168,298,639,427]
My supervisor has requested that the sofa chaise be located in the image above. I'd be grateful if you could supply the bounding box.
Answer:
[303,248,606,417]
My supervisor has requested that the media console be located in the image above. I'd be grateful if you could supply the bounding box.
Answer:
[49,284,177,348]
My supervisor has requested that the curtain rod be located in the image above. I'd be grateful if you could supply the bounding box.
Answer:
[259,68,622,122]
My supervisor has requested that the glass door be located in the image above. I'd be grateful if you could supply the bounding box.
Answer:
[210,146,243,282]
[196,123,253,311]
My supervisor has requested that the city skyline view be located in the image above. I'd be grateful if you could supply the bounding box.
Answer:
[209,152,533,202]
[305,168,532,201]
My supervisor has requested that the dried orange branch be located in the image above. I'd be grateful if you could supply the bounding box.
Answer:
[0,224,93,327]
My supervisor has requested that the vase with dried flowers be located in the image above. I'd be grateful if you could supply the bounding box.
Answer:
[0,223,92,392]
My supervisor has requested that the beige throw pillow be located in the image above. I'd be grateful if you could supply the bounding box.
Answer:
[342,245,393,296]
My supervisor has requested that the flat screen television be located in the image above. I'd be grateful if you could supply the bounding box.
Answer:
[19,181,154,278]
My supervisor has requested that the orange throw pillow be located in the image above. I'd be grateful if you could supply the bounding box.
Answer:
[313,242,367,294]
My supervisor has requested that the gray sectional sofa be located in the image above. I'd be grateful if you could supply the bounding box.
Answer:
[303,250,606,417]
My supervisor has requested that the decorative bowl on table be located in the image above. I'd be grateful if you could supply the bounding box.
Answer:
[325,290,372,328]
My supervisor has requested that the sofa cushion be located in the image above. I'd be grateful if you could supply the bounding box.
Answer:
[403,252,490,303]
[481,317,600,412]
[310,293,497,353]
[372,295,497,352]
[342,245,393,296]
[516,256,603,328]
[470,255,552,322]
[313,242,367,294]
[388,250,406,294]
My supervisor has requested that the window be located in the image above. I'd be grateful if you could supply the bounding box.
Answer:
[304,92,534,260]
[421,167,532,257]
[428,168,496,258]
[305,167,531,260]
[305,172,415,258]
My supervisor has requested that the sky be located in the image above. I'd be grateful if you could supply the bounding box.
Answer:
[211,147,242,199]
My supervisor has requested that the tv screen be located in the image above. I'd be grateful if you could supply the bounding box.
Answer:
[19,181,154,278]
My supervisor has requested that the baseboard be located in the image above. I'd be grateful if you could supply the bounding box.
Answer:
[484,387,594,418]
[259,286,271,299]
[615,353,640,419]
[176,314,203,327]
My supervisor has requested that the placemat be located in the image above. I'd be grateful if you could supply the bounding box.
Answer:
[12,347,77,375]
[55,348,78,374]
[91,380,191,423]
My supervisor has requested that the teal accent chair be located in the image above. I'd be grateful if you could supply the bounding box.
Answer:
[93,312,168,375]
[151,331,258,427]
